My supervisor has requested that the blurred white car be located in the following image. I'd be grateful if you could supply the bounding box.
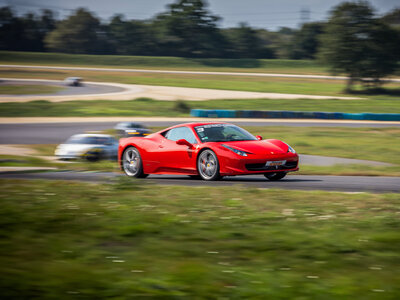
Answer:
[64,77,83,86]
[55,134,118,161]
[114,122,152,137]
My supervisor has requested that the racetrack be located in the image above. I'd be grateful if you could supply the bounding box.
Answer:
[1,118,399,144]
[0,79,126,96]
[0,78,143,102]
[2,64,400,82]
[0,78,361,102]
[1,171,399,193]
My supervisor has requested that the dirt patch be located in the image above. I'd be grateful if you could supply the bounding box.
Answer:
[0,144,37,156]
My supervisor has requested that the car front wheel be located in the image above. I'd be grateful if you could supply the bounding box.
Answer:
[264,172,286,181]
[122,146,148,178]
[197,150,221,181]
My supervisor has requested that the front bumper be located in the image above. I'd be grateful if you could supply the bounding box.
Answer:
[219,153,299,176]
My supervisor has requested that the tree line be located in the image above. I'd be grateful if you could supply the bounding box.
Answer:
[0,0,399,89]
[0,0,397,59]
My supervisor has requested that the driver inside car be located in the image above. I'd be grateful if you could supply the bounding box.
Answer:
[204,127,225,142]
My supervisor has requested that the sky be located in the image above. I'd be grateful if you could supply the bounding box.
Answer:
[3,0,399,30]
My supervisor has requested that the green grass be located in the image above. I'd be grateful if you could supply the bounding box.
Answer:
[0,51,328,74]
[0,155,56,168]
[0,84,63,95]
[0,179,399,298]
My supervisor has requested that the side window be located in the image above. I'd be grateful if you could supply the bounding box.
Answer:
[165,127,197,144]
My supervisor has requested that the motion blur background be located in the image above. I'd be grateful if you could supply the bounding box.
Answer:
[0,0,400,299]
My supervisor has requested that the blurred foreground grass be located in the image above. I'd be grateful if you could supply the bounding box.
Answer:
[0,179,399,298]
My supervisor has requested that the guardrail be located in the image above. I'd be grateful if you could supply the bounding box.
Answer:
[190,109,400,121]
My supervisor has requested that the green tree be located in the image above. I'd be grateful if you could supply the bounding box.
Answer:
[290,22,324,59]
[0,6,20,50]
[45,8,109,54]
[223,23,274,58]
[109,15,157,55]
[381,8,400,28]
[154,0,225,57]
[0,7,55,52]
[319,1,399,92]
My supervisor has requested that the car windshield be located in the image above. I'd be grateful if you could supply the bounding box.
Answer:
[66,136,111,145]
[194,124,257,143]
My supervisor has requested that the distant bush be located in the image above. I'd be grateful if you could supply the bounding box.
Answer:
[174,100,190,113]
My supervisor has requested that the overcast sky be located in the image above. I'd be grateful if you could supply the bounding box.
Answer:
[3,0,399,30]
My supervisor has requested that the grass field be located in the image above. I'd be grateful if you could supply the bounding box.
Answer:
[1,67,400,99]
[1,66,399,117]
[0,51,329,74]
[1,97,400,118]
[0,84,63,95]
[0,179,399,298]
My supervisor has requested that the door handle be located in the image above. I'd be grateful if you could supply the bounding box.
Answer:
[159,145,164,148]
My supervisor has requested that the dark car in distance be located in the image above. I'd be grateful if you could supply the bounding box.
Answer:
[114,122,152,137]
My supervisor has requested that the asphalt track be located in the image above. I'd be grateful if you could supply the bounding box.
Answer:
[1,171,399,193]
[1,120,399,144]
[0,78,359,101]
[0,79,124,96]
[2,64,400,82]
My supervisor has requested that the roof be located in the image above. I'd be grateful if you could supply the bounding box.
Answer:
[162,122,230,131]
[70,133,112,138]
[65,77,82,80]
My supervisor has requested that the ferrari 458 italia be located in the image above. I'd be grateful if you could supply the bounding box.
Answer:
[118,122,299,181]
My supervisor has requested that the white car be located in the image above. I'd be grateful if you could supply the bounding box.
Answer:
[55,134,118,161]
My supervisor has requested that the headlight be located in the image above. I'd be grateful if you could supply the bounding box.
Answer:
[286,144,296,153]
[222,144,248,157]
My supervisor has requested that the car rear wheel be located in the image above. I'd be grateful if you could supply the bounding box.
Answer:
[264,172,287,181]
[197,150,221,181]
[122,146,148,178]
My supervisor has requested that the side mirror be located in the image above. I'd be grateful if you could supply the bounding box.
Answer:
[176,139,193,148]
[256,135,263,141]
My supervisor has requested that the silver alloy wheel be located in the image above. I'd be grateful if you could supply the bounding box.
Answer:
[198,150,218,180]
[123,147,141,176]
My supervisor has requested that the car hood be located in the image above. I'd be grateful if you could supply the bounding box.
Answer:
[219,140,288,155]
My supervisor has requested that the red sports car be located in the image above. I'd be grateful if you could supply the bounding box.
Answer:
[118,122,299,181]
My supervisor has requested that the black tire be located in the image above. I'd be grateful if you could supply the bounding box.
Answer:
[85,150,102,162]
[122,146,148,178]
[264,172,287,181]
[188,175,201,179]
[197,149,221,181]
